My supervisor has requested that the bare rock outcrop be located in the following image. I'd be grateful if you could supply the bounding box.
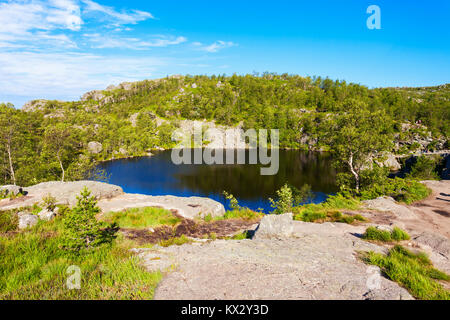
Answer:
[140,221,413,300]
[362,197,417,219]
[0,181,124,210]
[87,141,103,154]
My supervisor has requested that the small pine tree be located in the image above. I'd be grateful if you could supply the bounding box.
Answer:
[61,187,104,253]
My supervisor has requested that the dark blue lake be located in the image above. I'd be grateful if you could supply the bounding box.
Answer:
[96,150,338,213]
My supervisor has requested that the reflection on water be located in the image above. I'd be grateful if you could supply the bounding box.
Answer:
[96,150,338,212]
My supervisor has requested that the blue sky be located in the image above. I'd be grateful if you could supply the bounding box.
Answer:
[0,0,449,108]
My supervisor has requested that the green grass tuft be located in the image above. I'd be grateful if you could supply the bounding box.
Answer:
[363,245,450,300]
[102,207,181,229]
[362,226,410,242]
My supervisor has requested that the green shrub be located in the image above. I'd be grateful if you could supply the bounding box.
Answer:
[364,245,450,300]
[41,194,57,211]
[391,227,411,241]
[362,226,410,242]
[362,226,392,242]
[61,187,116,254]
[407,156,440,180]
[360,178,431,204]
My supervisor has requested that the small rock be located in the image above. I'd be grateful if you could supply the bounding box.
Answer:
[38,209,56,221]
[87,141,103,154]
[18,214,39,229]
[252,213,294,240]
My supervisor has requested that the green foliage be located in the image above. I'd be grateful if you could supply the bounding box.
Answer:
[363,226,410,242]
[293,193,363,224]
[102,207,181,229]
[360,178,432,204]
[269,184,294,214]
[391,227,411,241]
[41,194,57,211]
[363,246,450,300]
[229,231,250,240]
[158,235,192,247]
[407,156,440,180]
[222,208,264,221]
[223,191,241,211]
[61,188,116,254]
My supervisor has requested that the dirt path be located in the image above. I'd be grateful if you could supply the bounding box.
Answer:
[404,180,450,238]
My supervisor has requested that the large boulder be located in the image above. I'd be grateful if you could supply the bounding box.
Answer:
[87,141,103,154]
[0,181,125,209]
[252,213,294,240]
[375,153,402,171]
[98,194,225,219]
[18,212,39,230]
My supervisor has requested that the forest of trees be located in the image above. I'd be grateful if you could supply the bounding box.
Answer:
[0,73,448,188]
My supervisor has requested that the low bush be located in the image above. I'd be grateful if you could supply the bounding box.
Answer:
[360,178,431,205]
[362,226,410,242]
[407,156,440,180]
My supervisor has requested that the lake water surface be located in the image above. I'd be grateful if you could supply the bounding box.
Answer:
[97,150,338,212]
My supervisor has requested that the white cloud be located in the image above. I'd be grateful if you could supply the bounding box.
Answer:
[0,51,167,102]
[198,41,237,53]
[0,0,82,34]
[84,34,187,49]
[81,0,154,26]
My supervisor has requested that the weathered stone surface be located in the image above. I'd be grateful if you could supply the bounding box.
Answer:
[87,141,103,154]
[252,213,294,240]
[38,209,56,221]
[18,213,38,230]
[375,153,402,171]
[141,221,413,300]
[362,197,417,219]
[0,185,22,196]
[98,193,225,219]
[0,181,123,210]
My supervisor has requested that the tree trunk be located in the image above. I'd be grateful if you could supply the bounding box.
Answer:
[57,151,65,182]
[6,142,16,186]
[348,152,360,192]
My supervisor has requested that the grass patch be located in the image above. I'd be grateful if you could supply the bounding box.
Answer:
[293,194,364,224]
[102,207,181,229]
[228,231,250,240]
[0,210,19,233]
[363,245,450,300]
[203,208,264,222]
[362,226,410,242]
[158,234,192,247]
[0,215,161,299]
